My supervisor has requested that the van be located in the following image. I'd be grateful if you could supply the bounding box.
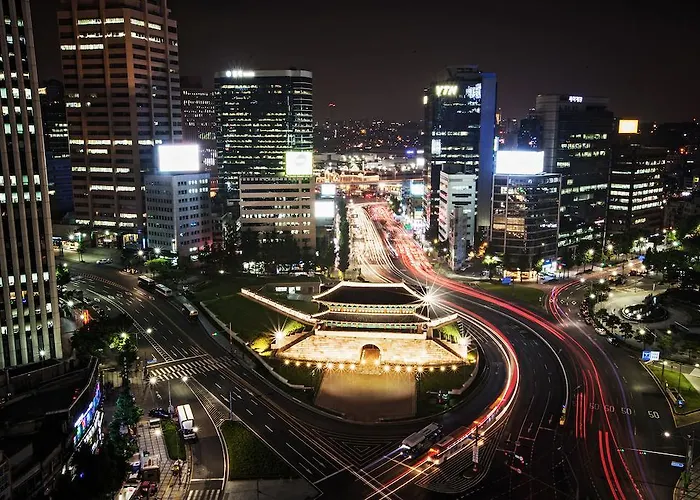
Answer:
[148,418,161,428]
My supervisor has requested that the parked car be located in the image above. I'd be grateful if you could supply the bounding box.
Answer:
[148,407,170,418]
[608,337,621,346]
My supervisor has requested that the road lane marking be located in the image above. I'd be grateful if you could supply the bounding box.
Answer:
[267,412,276,420]
[313,466,349,485]
[250,399,258,406]
[265,425,273,433]
[245,408,253,415]
[286,442,324,474]
[215,383,222,390]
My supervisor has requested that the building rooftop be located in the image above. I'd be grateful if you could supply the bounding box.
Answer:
[313,282,425,306]
[314,310,428,324]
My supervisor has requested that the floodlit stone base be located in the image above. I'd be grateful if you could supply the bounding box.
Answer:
[277,334,465,367]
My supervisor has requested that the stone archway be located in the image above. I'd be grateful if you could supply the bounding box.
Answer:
[360,344,381,366]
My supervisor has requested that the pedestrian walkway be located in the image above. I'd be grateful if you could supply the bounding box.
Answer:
[674,460,700,499]
[135,416,190,499]
[148,356,235,382]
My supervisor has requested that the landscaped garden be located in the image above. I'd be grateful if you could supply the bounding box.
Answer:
[221,421,297,480]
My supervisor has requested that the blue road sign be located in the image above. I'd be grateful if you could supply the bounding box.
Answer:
[641,351,652,361]
[671,461,685,468]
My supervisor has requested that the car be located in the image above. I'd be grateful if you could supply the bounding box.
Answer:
[148,407,170,418]
[140,481,157,497]
[629,270,639,276]
[595,327,606,336]
[608,337,621,346]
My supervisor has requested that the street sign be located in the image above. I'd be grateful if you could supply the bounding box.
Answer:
[671,461,685,468]
[641,351,659,362]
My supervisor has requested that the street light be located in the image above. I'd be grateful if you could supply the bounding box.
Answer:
[146,328,153,334]
[154,247,161,255]
[138,250,144,257]
[39,349,46,366]
[181,376,188,383]
[149,376,157,386]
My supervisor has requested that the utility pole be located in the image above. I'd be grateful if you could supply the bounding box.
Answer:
[472,425,480,472]
[168,380,173,415]
[685,431,695,490]
[229,391,233,420]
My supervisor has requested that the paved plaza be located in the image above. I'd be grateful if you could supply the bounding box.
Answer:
[316,371,416,421]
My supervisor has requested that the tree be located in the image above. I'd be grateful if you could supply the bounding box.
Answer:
[594,309,609,324]
[619,322,634,339]
[337,197,350,273]
[57,265,71,285]
[240,228,259,262]
[145,258,170,277]
[388,195,401,215]
[71,325,109,361]
[316,235,336,273]
[77,241,86,262]
[482,254,500,281]
[113,388,143,428]
[606,314,621,332]
[657,333,675,356]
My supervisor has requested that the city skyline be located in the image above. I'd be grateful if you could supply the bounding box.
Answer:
[32,0,698,123]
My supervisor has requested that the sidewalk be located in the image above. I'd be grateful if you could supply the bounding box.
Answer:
[135,417,190,499]
[674,460,700,500]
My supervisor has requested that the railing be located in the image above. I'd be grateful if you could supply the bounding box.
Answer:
[239,288,316,325]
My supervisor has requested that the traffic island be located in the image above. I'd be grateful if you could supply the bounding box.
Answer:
[221,421,297,480]
[646,362,700,413]
[161,419,186,460]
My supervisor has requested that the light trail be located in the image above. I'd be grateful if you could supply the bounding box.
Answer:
[364,203,645,500]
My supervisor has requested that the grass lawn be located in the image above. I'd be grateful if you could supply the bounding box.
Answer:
[194,274,322,303]
[473,281,545,308]
[221,421,297,480]
[416,364,475,417]
[161,419,186,460]
[649,364,700,412]
[259,292,319,315]
[205,293,305,344]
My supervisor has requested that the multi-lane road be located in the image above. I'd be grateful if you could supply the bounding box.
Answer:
[66,258,515,499]
[357,201,690,499]
[64,202,693,499]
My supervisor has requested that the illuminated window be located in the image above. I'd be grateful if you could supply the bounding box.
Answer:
[77,18,101,25]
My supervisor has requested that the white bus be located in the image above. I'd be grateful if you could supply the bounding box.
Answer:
[400,422,442,457]
[181,302,198,321]
[176,404,197,441]
[138,276,156,290]
[155,284,173,297]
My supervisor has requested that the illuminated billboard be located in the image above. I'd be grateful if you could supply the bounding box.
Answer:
[158,144,200,173]
[410,181,425,197]
[320,183,337,198]
[495,151,544,175]
[285,151,313,176]
[315,200,335,219]
[618,119,639,134]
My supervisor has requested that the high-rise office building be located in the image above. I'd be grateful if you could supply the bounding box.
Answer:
[535,94,613,252]
[0,0,62,368]
[608,119,666,235]
[181,76,216,184]
[57,0,181,242]
[489,151,560,270]
[517,110,541,151]
[39,79,73,220]
[214,69,313,203]
[438,171,477,270]
[423,66,497,243]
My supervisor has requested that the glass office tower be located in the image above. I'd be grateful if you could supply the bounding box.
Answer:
[423,66,497,242]
[535,95,613,252]
[0,0,62,367]
[214,69,313,203]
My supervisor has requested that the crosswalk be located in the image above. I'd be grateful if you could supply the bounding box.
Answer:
[186,489,221,500]
[148,356,234,382]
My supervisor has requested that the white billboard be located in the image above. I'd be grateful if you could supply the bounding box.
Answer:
[285,151,313,176]
[320,183,337,198]
[410,181,425,197]
[314,200,335,219]
[495,151,544,175]
[158,144,200,173]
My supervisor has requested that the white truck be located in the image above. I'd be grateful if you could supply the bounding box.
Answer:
[176,404,197,441]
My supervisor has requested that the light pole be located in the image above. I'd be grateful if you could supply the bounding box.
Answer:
[39,349,46,367]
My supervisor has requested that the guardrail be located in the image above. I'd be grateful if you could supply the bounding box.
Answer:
[239,288,316,325]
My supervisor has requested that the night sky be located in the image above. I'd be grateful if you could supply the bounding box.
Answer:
[32,1,698,123]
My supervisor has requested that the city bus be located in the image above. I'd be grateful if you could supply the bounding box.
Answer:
[400,423,442,458]
[181,302,198,321]
[427,426,472,465]
[137,276,156,290]
[155,284,173,297]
